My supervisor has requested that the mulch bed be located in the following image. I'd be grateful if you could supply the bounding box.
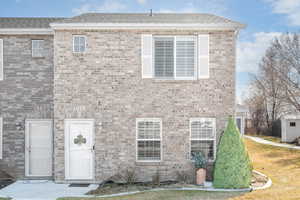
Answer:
[251,171,268,188]
[87,171,268,196]
[0,170,14,190]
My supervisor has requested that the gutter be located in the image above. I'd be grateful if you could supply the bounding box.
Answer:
[0,28,53,35]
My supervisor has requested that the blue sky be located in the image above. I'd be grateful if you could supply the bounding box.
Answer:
[1,0,300,103]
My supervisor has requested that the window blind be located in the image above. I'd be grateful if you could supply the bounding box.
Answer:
[154,37,174,78]
[176,36,196,78]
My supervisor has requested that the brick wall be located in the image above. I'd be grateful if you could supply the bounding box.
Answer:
[53,29,236,183]
[0,35,54,178]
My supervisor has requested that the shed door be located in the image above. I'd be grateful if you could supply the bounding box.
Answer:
[236,117,242,134]
[25,120,53,177]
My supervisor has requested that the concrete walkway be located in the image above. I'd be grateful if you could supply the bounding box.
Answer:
[245,135,300,150]
[0,180,98,200]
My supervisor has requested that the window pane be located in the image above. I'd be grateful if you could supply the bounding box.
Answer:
[137,141,161,161]
[73,36,86,53]
[154,37,174,78]
[191,140,214,160]
[176,37,196,78]
[138,121,160,139]
[32,40,44,57]
[191,120,214,139]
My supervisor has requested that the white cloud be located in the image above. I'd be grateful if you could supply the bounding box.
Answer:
[72,0,127,15]
[266,0,300,26]
[237,32,282,73]
[136,0,146,5]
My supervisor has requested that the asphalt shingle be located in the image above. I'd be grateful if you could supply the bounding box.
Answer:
[55,13,244,27]
[0,17,64,29]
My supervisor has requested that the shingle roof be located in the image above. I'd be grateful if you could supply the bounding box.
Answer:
[55,13,244,27]
[0,17,64,29]
[0,13,245,29]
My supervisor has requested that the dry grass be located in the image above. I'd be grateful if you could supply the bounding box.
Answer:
[58,190,244,200]
[230,138,300,200]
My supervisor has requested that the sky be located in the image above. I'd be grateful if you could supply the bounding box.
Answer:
[1,0,300,103]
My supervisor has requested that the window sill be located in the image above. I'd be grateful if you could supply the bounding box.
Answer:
[72,52,86,55]
[32,56,45,59]
[135,161,163,166]
[152,79,199,83]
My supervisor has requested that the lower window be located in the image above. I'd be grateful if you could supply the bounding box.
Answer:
[190,118,216,161]
[136,118,162,161]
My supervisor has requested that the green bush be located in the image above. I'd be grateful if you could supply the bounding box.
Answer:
[213,117,252,189]
[192,152,207,169]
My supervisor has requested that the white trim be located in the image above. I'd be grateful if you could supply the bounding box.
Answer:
[64,119,95,180]
[141,34,153,78]
[50,23,245,30]
[0,38,3,81]
[0,117,2,159]
[189,118,216,161]
[281,118,287,142]
[25,119,53,177]
[198,34,210,79]
[72,35,87,53]
[0,29,53,35]
[136,118,162,162]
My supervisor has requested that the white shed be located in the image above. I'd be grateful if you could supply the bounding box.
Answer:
[281,114,300,142]
[235,104,249,135]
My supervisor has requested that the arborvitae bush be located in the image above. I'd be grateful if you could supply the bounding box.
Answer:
[213,117,252,189]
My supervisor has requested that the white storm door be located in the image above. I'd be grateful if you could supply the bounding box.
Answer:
[65,119,94,180]
[25,120,53,177]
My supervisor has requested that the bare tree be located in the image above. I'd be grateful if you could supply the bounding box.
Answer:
[272,33,300,112]
[247,44,284,134]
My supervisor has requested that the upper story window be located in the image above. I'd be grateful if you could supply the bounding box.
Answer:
[73,35,86,53]
[141,34,209,80]
[32,40,44,58]
[154,36,197,80]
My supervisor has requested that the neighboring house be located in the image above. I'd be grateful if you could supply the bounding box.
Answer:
[0,13,245,183]
[281,114,300,142]
[235,104,249,135]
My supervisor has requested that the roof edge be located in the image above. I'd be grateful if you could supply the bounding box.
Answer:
[50,22,246,30]
[0,28,53,35]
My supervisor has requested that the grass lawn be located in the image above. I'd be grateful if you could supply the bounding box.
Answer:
[58,190,244,200]
[57,138,300,200]
[230,138,300,200]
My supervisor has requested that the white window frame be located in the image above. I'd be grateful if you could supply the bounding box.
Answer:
[136,118,162,162]
[0,117,3,159]
[153,35,197,80]
[0,39,3,81]
[190,118,216,161]
[73,35,87,53]
[31,40,44,58]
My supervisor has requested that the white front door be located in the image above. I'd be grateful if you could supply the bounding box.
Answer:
[65,119,94,180]
[25,119,53,177]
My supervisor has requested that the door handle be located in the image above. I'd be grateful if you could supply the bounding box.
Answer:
[90,145,95,152]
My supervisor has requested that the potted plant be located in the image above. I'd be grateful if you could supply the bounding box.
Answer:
[193,152,207,185]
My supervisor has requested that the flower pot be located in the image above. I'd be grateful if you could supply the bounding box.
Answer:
[196,168,206,185]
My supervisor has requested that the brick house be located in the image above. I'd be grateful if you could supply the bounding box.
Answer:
[0,13,245,183]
